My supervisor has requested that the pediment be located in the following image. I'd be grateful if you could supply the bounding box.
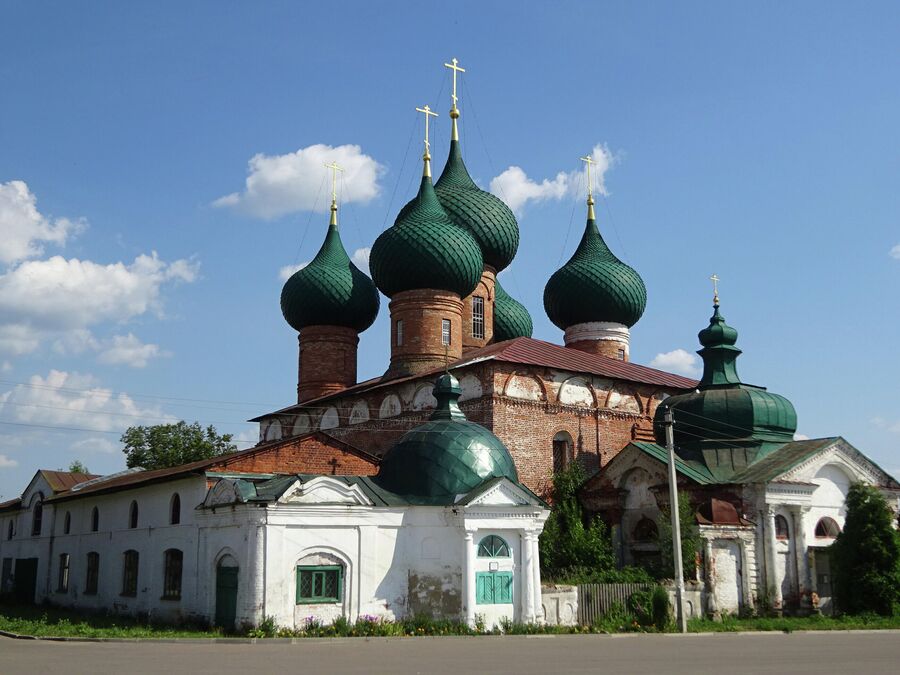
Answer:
[461,478,540,507]
[278,477,373,506]
[777,438,897,488]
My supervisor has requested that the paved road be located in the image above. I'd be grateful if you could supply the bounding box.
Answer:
[2,632,899,675]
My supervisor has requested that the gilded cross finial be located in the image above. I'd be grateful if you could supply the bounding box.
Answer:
[710,273,720,306]
[444,57,465,140]
[416,104,439,177]
[580,154,596,219]
[324,161,343,226]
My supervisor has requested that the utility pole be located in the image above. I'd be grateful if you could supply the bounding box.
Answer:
[665,407,688,633]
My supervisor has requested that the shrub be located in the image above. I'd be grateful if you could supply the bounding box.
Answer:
[656,491,701,581]
[651,585,672,631]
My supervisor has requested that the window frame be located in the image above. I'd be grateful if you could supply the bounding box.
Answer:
[57,553,70,593]
[6,520,13,540]
[472,296,485,340]
[85,552,99,595]
[91,506,99,532]
[162,549,183,600]
[441,318,451,346]
[296,565,343,604]
[121,549,139,597]
[477,535,511,558]
[63,511,71,535]
[31,500,43,537]
[170,493,181,526]
[814,517,840,539]
[128,501,139,529]
[396,319,403,347]
[774,514,790,540]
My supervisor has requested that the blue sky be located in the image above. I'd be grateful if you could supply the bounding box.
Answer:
[1,1,898,498]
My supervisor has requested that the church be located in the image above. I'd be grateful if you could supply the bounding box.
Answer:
[1,58,896,629]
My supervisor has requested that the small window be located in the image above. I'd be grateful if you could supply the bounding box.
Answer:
[31,501,43,537]
[296,565,342,604]
[121,550,139,597]
[815,517,840,539]
[552,431,574,474]
[774,514,790,540]
[6,520,13,540]
[476,571,513,604]
[162,549,183,600]
[633,517,659,542]
[128,501,138,529]
[170,494,181,525]
[63,511,71,535]
[472,296,485,340]
[477,535,510,558]
[617,348,626,361]
[396,320,404,347]
[85,552,100,595]
[57,553,70,593]
[441,319,451,346]
[91,507,99,532]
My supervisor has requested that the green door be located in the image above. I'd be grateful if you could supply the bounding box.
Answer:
[476,571,513,604]
[13,558,38,604]
[215,566,239,631]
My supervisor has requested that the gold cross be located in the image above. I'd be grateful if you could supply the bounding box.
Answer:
[415,104,439,156]
[710,273,720,306]
[444,57,466,109]
[580,154,595,199]
[323,161,343,206]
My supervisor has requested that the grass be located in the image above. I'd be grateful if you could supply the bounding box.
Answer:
[689,613,900,633]
[0,602,223,639]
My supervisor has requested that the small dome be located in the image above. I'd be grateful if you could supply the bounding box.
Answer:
[434,140,520,272]
[493,278,533,341]
[543,214,646,330]
[375,373,518,500]
[370,175,483,298]
[280,217,379,332]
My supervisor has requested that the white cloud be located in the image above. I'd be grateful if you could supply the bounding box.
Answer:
[1,361,11,373]
[0,180,84,265]
[871,417,900,433]
[96,334,165,368]
[793,433,810,441]
[0,370,172,433]
[351,247,371,275]
[489,143,616,215]
[278,262,308,281]
[0,454,18,469]
[214,144,385,219]
[70,436,118,455]
[890,244,900,260]
[649,349,701,378]
[0,253,197,359]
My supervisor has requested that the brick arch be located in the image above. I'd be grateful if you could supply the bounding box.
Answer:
[557,375,597,408]
[502,370,548,402]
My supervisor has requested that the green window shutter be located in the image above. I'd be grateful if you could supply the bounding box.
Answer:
[495,572,513,603]
[476,572,492,604]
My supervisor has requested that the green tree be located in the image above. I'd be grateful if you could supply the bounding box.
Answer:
[68,460,90,474]
[120,421,237,471]
[656,491,701,581]
[831,483,900,616]
[538,462,617,581]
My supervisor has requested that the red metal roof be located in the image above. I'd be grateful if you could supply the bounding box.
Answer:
[40,470,99,493]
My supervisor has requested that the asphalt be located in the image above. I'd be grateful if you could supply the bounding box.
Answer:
[2,631,899,674]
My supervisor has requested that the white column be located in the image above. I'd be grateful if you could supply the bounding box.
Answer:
[765,506,783,613]
[521,531,535,623]
[531,533,543,623]
[463,530,476,626]
[792,507,811,610]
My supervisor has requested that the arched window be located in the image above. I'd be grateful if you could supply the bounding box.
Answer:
[90,506,99,532]
[552,431,574,474]
[162,549,183,600]
[31,500,43,537]
[7,520,13,540]
[63,511,71,535]
[633,517,659,542]
[815,517,840,538]
[170,494,181,525]
[128,501,138,529]
[774,515,790,540]
[477,535,510,558]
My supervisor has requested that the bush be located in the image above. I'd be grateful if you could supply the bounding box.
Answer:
[651,585,672,631]
[655,491,701,581]
[831,484,900,616]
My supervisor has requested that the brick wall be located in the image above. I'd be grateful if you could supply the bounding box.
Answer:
[215,434,378,476]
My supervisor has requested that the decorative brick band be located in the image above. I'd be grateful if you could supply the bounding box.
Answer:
[564,321,630,361]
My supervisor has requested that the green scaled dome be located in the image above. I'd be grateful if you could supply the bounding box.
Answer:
[433,140,520,271]
[280,213,380,333]
[493,278,533,341]
[653,302,797,455]
[375,373,519,501]
[370,175,483,298]
[543,213,647,329]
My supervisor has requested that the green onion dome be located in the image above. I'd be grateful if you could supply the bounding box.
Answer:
[653,302,797,455]
[370,174,483,298]
[280,211,379,333]
[493,278,533,341]
[433,140,519,272]
[543,213,647,329]
[375,373,519,501]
